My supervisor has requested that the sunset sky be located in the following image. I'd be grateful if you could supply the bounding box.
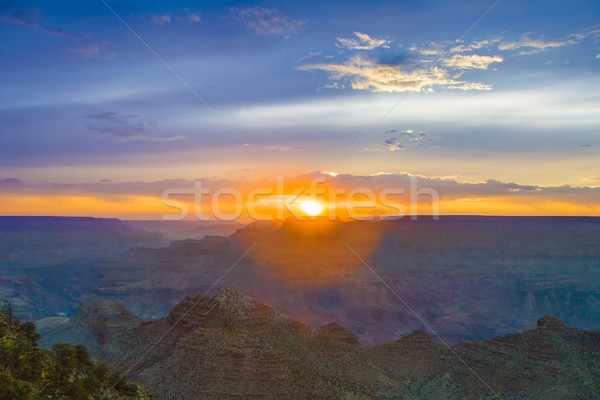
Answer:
[1,0,600,219]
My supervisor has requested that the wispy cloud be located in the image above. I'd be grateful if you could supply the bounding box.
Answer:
[450,37,501,53]
[0,13,81,39]
[265,144,304,151]
[3,173,599,213]
[67,43,116,59]
[570,27,600,40]
[188,14,201,23]
[299,52,321,62]
[442,54,503,69]
[0,178,21,186]
[232,6,305,38]
[410,42,445,56]
[86,112,185,142]
[68,44,100,57]
[299,55,492,92]
[498,34,574,51]
[150,14,171,26]
[337,32,390,50]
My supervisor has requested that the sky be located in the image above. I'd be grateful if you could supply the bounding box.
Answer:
[1,0,600,219]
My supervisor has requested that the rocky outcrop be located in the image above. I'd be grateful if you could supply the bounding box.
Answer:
[92,290,600,399]
[315,322,359,345]
[536,314,568,330]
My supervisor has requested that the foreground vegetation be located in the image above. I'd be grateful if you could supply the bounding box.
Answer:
[0,302,150,399]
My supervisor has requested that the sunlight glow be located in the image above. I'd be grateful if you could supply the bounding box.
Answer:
[296,199,326,216]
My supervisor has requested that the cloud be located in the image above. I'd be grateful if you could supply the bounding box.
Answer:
[150,14,171,26]
[188,14,201,23]
[442,54,503,69]
[450,38,501,53]
[299,52,321,62]
[265,145,291,151]
[570,28,600,40]
[87,112,142,120]
[299,55,492,92]
[410,42,445,56]
[336,32,390,50]
[498,34,574,51]
[86,112,185,142]
[364,129,429,152]
[383,137,406,151]
[3,173,599,213]
[0,13,81,39]
[265,144,303,151]
[596,53,600,59]
[232,6,305,37]
[0,178,21,186]
[68,44,100,57]
[67,43,116,59]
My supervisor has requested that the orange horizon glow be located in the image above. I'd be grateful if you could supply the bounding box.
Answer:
[1,188,599,221]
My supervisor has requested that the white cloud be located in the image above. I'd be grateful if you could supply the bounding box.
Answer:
[265,144,292,151]
[321,171,339,177]
[299,54,492,93]
[68,44,100,58]
[299,52,321,62]
[232,6,304,37]
[150,14,171,26]
[188,14,201,23]
[336,32,390,50]
[596,53,600,59]
[570,28,600,40]
[450,37,501,53]
[442,54,503,69]
[498,34,574,51]
[410,42,445,55]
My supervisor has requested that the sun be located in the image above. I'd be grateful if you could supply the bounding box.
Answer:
[296,199,325,216]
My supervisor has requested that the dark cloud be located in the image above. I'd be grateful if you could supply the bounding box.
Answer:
[87,112,142,120]
[369,129,427,151]
[0,178,21,186]
[2,173,598,208]
[85,112,185,142]
[384,137,406,151]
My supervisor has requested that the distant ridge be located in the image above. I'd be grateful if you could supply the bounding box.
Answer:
[0,215,124,229]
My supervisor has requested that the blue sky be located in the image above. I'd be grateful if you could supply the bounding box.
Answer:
[1,0,599,217]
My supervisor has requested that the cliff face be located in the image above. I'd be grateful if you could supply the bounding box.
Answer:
[102,288,353,399]
[73,288,600,400]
